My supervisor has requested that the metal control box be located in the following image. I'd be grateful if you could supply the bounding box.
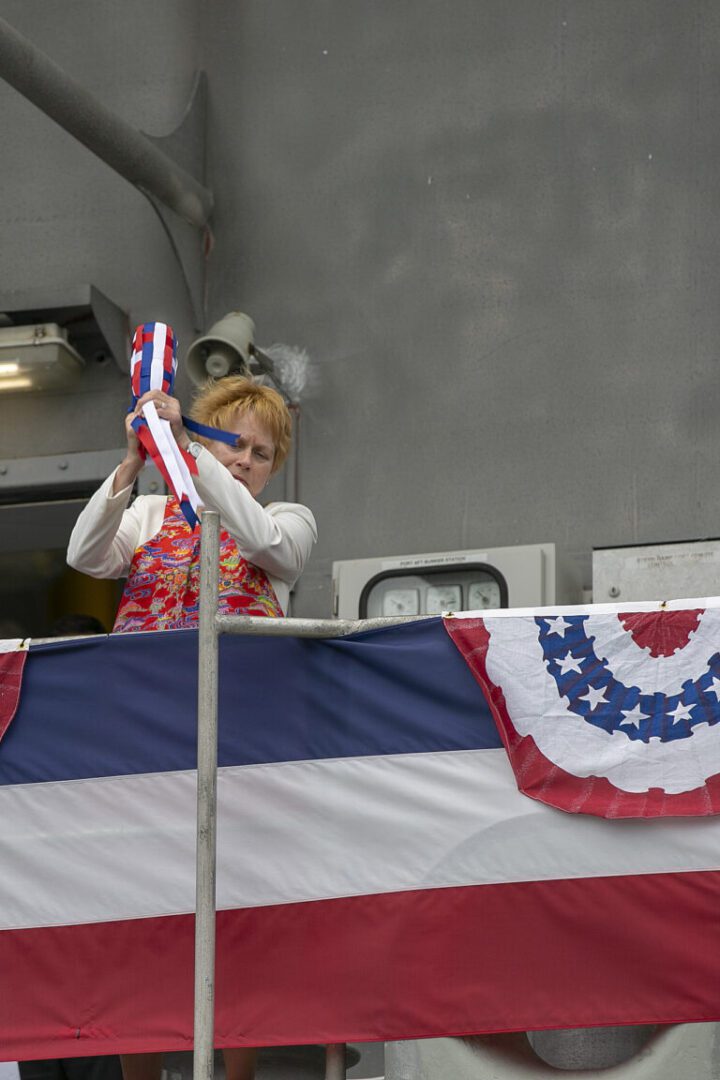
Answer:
[332,543,579,619]
[593,539,720,604]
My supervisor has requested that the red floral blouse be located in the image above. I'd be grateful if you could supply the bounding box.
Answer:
[113,495,282,633]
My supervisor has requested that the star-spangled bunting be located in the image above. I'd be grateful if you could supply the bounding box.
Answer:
[445,601,720,818]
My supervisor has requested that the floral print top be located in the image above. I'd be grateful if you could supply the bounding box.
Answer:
[113,495,282,633]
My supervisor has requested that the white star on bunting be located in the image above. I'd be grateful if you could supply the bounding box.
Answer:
[580,685,608,711]
[668,701,694,723]
[620,704,649,728]
[556,651,583,675]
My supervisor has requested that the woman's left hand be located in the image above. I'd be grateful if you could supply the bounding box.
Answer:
[133,390,186,445]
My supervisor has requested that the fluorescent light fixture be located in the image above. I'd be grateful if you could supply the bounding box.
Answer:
[0,323,85,393]
[0,377,33,391]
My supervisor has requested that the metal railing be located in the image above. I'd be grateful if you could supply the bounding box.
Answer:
[194,511,420,1080]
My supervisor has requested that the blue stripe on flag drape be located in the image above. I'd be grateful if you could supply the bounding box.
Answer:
[0,618,500,786]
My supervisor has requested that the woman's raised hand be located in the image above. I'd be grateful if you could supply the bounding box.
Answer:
[134,390,185,442]
[112,410,145,495]
[112,391,185,496]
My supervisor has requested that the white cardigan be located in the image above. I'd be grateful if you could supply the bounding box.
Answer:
[67,443,317,615]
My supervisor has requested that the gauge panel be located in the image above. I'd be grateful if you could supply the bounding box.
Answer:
[360,564,508,618]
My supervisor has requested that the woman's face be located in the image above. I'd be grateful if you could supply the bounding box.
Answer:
[207,408,276,498]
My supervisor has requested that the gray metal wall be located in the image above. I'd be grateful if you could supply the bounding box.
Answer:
[2,1,720,617]
[0,0,203,461]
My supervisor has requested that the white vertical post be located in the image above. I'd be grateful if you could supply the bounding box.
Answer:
[194,510,220,1080]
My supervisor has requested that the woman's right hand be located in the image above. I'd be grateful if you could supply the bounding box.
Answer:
[124,409,144,463]
[111,411,145,495]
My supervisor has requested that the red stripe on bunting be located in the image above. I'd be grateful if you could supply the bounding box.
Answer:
[0,650,27,744]
[497,716,720,817]
[1,871,719,1059]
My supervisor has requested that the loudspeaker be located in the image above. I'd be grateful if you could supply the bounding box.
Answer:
[185,312,255,384]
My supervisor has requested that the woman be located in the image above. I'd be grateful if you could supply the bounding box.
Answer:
[67,376,317,1080]
[68,375,316,631]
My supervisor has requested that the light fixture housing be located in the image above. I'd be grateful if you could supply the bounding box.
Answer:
[0,323,85,393]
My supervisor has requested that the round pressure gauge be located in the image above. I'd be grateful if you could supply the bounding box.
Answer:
[425,584,462,614]
[468,579,502,610]
[382,588,420,616]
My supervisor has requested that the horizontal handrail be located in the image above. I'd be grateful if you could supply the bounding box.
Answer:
[216,613,430,638]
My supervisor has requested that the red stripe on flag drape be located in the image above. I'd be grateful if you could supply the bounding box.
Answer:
[1,870,719,1060]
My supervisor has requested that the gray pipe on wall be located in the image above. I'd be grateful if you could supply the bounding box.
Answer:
[0,14,213,228]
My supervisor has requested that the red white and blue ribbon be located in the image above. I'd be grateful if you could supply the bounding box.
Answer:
[129,322,201,528]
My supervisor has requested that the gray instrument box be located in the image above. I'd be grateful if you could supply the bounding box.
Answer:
[593,540,720,603]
